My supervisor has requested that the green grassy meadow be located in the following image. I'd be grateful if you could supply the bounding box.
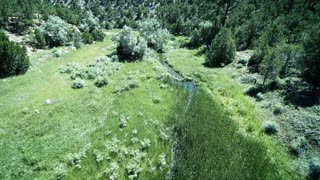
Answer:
[0,33,301,179]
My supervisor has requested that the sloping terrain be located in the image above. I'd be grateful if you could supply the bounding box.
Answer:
[0,31,303,179]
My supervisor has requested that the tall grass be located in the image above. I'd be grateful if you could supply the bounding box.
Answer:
[170,88,294,179]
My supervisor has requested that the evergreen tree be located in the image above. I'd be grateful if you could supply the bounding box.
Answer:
[0,31,29,78]
[302,24,320,87]
[259,48,281,86]
[33,29,47,49]
[206,27,236,67]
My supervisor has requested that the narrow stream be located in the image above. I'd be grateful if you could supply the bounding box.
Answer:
[158,53,198,179]
[159,54,197,93]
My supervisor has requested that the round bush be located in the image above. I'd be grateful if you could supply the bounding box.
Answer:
[95,76,109,87]
[0,31,29,78]
[82,31,94,44]
[72,78,85,89]
[206,27,236,67]
[113,26,147,62]
[262,121,279,135]
[91,29,105,42]
[139,18,170,52]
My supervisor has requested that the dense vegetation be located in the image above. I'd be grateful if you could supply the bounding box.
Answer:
[171,89,294,179]
[0,31,29,77]
[0,0,320,179]
[1,0,319,88]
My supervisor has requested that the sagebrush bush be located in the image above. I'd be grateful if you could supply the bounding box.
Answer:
[79,11,100,32]
[262,121,279,135]
[60,57,121,88]
[139,18,170,52]
[0,31,29,78]
[91,29,105,42]
[158,153,167,171]
[104,161,119,180]
[38,16,74,47]
[112,26,147,61]
[72,78,85,89]
[94,76,109,87]
[206,27,236,67]
[55,164,67,180]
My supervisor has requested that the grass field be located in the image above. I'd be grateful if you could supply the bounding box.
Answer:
[166,48,302,179]
[0,32,302,179]
[0,32,177,179]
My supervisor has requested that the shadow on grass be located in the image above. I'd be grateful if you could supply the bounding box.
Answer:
[170,88,294,179]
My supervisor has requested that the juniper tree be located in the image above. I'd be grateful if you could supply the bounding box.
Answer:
[302,24,320,88]
[259,48,281,86]
[0,31,29,78]
[206,27,236,67]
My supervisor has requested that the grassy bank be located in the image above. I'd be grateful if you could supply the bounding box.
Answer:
[166,48,302,179]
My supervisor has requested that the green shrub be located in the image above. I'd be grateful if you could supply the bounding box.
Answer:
[32,29,47,49]
[302,24,320,87]
[139,18,170,52]
[0,31,29,78]
[79,11,100,32]
[188,28,202,48]
[248,42,269,73]
[309,158,320,180]
[81,31,94,44]
[39,16,73,47]
[72,78,85,89]
[259,48,282,86]
[94,76,109,87]
[91,29,105,42]
[276,44,303,77]
[262,121,279,135]
[112,26,147,62]
[206,27,236,67]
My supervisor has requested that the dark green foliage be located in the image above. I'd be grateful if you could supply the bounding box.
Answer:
[0,31,29,78]
[263,121,279,135]
[81,31,94,44]
[206,28,236,67]
[187,28,202,48]
[171,89,290,179]
[309,159,320,180]
[91,29,105,42]
[33,29,47,49]
[248,23,286,72]
[277,44,303,77]
[259,48,282,86]
[302,24,320,87]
